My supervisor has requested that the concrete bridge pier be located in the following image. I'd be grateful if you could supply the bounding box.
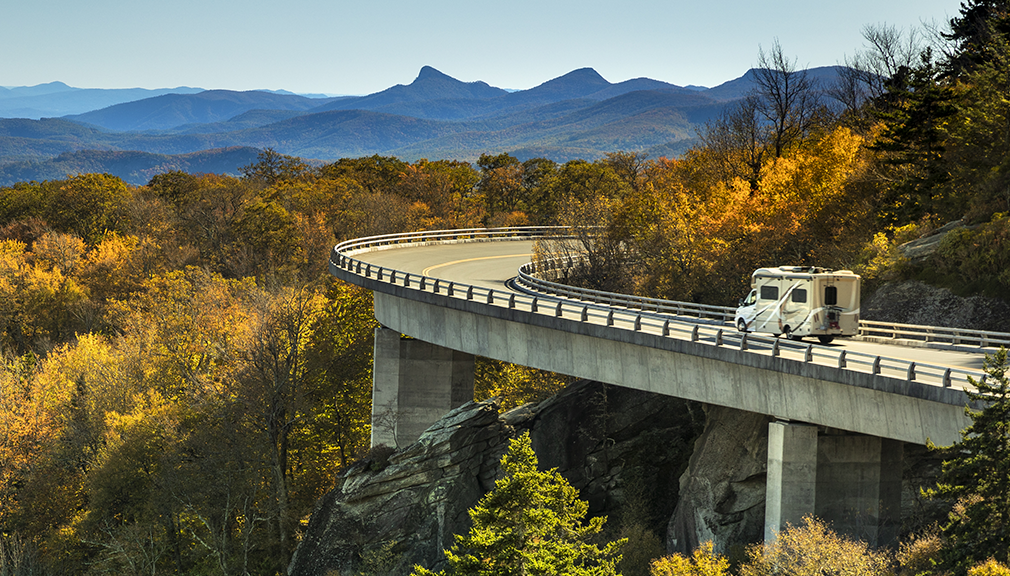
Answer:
[765,420,903,547]
[371,327,475,448]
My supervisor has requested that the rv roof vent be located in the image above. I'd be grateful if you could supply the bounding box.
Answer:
[778,265,832,273]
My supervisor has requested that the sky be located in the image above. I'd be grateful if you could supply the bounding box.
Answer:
[3,0,961,96]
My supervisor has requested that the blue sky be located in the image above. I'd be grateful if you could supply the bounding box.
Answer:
[4,0,959,95]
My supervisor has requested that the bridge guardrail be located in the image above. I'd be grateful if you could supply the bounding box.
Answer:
[518,255,736,323]
[330,227,990,391]
[523,250,1010,350]
[858,320,1010,348]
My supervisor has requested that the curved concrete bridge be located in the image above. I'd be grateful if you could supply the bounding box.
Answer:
[330,228,991,545]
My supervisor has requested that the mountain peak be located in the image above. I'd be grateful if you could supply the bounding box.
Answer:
[561,67,607,82]
[415,66,451,82]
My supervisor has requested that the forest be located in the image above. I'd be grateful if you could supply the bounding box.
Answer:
[6,1,1010,575]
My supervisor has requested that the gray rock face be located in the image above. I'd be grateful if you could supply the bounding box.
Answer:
[897,220,967,262]
[288,381,701,576]
[667,405,770,556]
[862,280,1010,332]
[288,399,508,576]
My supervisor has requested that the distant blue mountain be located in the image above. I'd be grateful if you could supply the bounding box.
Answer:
[0,65,855,182]
[0,84,205,118]
[66,90,340,131]
[312,66,508,114]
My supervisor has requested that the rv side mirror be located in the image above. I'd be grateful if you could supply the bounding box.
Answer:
[738,298,744,306]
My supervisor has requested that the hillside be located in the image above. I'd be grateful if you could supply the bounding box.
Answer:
[0,147,260,185]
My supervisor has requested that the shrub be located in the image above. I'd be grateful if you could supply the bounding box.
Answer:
[739,516,892,576]
[650,541,730,576]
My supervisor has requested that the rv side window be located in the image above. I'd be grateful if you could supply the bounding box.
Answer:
[825,286,838,306]
[791,288,807,303]
[760,285,778,300]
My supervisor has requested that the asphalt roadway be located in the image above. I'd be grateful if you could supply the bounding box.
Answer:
[353,240,990,373]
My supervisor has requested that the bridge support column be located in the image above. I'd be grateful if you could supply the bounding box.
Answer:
[815,432,903,547]
[371,327,475,449]
[765,421,818,543]
[764,421,903,547]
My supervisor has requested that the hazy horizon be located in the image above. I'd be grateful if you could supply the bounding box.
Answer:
[6,0,958,96]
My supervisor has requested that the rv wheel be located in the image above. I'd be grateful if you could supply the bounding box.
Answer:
[818,335,834,344]
[736,319,747,332]
[785,327,801,341]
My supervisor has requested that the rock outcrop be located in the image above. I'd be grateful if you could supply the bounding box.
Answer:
[667,405,770,556]
[862,280,1010,332]
[291,383,957,575]
[289,381,701,576]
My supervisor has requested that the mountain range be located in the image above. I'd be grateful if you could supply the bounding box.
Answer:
[0,66,848,186]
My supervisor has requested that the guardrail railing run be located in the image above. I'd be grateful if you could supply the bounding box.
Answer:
[331,227,989,392]
[859,320,1010,348]
[517,255,736,323]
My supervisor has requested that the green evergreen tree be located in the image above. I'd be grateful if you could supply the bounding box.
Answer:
[870,49,957,224]
[413,431,625,576]
[927,347,1010,574]
[945,0,1010,79]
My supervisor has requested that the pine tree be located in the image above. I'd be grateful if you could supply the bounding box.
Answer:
[945,0,1010,79]
[927,347,1010,574]
[413,431,625,576]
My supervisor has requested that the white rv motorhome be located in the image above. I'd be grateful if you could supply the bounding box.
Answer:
[734,266,861,344]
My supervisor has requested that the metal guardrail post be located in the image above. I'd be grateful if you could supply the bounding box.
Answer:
[390,270,397,284]
[509,294,516,309]
[772,339,780,357]
[805,345,813,362]
[872,356,881,375]
[403,274,410,287]
[740,334,748,351]
[606,310,614,326]
[581,306,588,322]
[906,362,916,382]
[447,282,454,297]
[532,298,538,313]
[487,290,494,304]
[634,315,642,331]
[365,264,371,278]
[377,268,383,281]
[556,302,563,317]
[838,350,847,369]
[419,276,426,290]
[466,286,474,300]
[433,279,439,293]
[943,368,952,388]
[663,320,670,337]
[716,330,723,346]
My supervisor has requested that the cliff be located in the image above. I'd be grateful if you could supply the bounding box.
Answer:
[288,381,701,576]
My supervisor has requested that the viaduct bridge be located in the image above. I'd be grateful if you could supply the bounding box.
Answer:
[330,227,997,546]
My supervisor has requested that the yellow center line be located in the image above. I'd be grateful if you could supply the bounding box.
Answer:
[422,253,533,277]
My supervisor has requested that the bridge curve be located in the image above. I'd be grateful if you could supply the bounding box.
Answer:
[330,227,988,447]
[330,227,1002,546]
